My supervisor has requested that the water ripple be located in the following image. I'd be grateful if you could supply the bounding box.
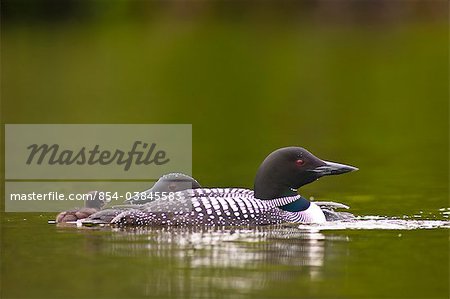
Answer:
[296,216,450,230]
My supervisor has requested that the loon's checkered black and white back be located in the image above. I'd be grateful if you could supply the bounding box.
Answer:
[110,188,322,227]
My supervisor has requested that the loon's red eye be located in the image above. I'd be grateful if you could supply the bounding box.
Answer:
[295,159,305,166]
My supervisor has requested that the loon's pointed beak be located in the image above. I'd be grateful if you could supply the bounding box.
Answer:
[312,161,358,176]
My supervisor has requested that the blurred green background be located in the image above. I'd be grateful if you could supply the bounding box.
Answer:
[2,0,448,217]
[1,1,449,298]
[1,0,449,214]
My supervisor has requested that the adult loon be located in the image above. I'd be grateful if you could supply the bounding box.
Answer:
[108,147,357,227]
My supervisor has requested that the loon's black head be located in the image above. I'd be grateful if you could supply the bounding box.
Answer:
[254,147,358,200]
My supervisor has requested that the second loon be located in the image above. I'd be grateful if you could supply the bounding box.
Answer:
[107,147,357,227]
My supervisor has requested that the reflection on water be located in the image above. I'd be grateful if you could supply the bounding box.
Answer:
[78,226,347,297]
[109,226,329,265]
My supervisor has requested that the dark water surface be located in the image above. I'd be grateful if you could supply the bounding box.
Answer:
[1,213,449,299]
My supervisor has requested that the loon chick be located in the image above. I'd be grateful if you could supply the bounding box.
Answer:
[110,147,358,227]
[56,191,106,223]
[83,173,202,224]
[125,173,201,205]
